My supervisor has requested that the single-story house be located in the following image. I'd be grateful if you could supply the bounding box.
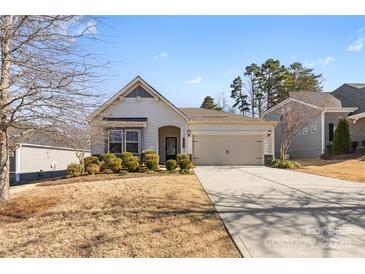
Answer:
[263,86,365,159]
[89,76,277,165]
[10,132,90,185]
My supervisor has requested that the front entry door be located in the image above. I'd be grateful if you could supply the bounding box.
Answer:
[166,137,177,161]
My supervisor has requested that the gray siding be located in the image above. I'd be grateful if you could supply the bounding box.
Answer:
[324,112,349,146]
[264,101,322,159]
[349,118,365,145]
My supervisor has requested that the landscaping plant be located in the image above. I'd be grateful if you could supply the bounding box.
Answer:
[67,163,84,177]
[125,156,140,172]
[271,159,300,169]
[85,163,100,175]
[144,153,159,171]
[332,118,352,155]
[100,153,122,173]
[177,153,193,172]
[166,159,177,171]
[84,156,99,168]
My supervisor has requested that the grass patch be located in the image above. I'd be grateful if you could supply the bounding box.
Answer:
[1,175,239,258]
[296,157,365,183]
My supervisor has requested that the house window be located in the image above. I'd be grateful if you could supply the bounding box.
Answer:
[311,125,318,134]
[125,130,140,154]
[329,123,334,142]
[302,127,309,135]
[108,130,123,154]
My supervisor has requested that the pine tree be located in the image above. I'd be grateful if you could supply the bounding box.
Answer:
[200,96,222,111]
[332,118,352,155]
[230,76,250,115]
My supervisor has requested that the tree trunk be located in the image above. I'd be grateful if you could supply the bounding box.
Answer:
[0,130,10,202]
[0,15,12,202]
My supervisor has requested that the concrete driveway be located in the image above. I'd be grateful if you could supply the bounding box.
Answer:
[194,166,365,258]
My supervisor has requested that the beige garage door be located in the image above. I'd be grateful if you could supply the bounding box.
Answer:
[193,135,263,165]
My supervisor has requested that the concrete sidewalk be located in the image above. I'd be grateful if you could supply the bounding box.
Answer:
[195,166,365,258]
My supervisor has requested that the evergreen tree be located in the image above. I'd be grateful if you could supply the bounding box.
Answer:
[332,118,352,155]
[200,96,222,111]
[230,76,250,115]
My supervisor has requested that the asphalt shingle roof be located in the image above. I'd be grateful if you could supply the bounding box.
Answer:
[331,84,365,115]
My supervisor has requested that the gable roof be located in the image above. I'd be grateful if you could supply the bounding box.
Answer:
[331,84,365,115]
[288,91,342,108]
[90,76,189,121]
[180,108,276,125]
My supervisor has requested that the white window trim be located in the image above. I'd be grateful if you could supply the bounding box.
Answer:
[124,129,141,155]
[311,125,318,134]
[108,129,123,154]
[302,127,309,136]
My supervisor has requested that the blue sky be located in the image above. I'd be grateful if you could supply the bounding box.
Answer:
[88,16,365,107]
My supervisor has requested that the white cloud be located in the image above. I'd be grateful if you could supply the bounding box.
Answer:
[348,37,364,52]
[186,76,202,84]
[320,56,335,65]
[304,56,335,67]
[154,52,168,61]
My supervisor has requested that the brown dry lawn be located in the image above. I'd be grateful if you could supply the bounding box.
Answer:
[296,158,365,183]
[0,174,240,258]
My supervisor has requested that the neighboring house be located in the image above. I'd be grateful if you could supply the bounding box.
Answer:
[263,87,365,159]
[9,131,90,185]
[89,76,277,166]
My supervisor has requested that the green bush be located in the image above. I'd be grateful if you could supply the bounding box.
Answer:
[67,163,84,177]
[144,153,159,170]
[141,149,157,163]
[84,156,99,168]
[357,146,365,155]
[125,156,140,172]
[121,152,134,165]
[86,163,100,175]
[100,153,122,173]
[177,153,192,172]
[326,144,333,154]
[332,118,352,155]
[166,159,177,171]
[177,153,191,163]
[100,153,117,163]
[271,159,300,169]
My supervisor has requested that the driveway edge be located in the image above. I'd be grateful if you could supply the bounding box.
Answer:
[193,171,250,258]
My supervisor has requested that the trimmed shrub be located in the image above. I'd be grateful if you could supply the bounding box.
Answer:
[332,118,352,155]
[86,163,100,175]
[109,158,122,173]
[100,153,122,173]
[84,156,99,168]
[144,153,159,170]
[357,146,365,155]
[166,159,177,171]
[125,156,140,172]
[177,153,192,172]
[121,152,134,165]
[67,163,84,177]
[141,149,157,163]
[100,153,117,163]
[271,159,300,169]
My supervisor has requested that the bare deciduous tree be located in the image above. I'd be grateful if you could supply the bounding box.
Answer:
[0,15,102,201]
[278,92,330,161]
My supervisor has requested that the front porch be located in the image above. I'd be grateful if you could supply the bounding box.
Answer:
[158,126,181,163]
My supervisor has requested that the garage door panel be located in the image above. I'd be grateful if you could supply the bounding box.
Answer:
[193,135,263,165]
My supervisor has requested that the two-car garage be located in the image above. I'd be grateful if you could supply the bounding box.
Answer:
[192,134,264,166]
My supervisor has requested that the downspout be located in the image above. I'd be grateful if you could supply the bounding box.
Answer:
[321,111,325,154]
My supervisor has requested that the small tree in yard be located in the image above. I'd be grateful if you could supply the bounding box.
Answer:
[332,118,352,155]
[0,16,103,202]
[278,95,327,161]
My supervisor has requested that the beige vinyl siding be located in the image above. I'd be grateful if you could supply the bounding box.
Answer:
[18,145,88,173]
[91,97,187,155]
[192,135,264,165]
